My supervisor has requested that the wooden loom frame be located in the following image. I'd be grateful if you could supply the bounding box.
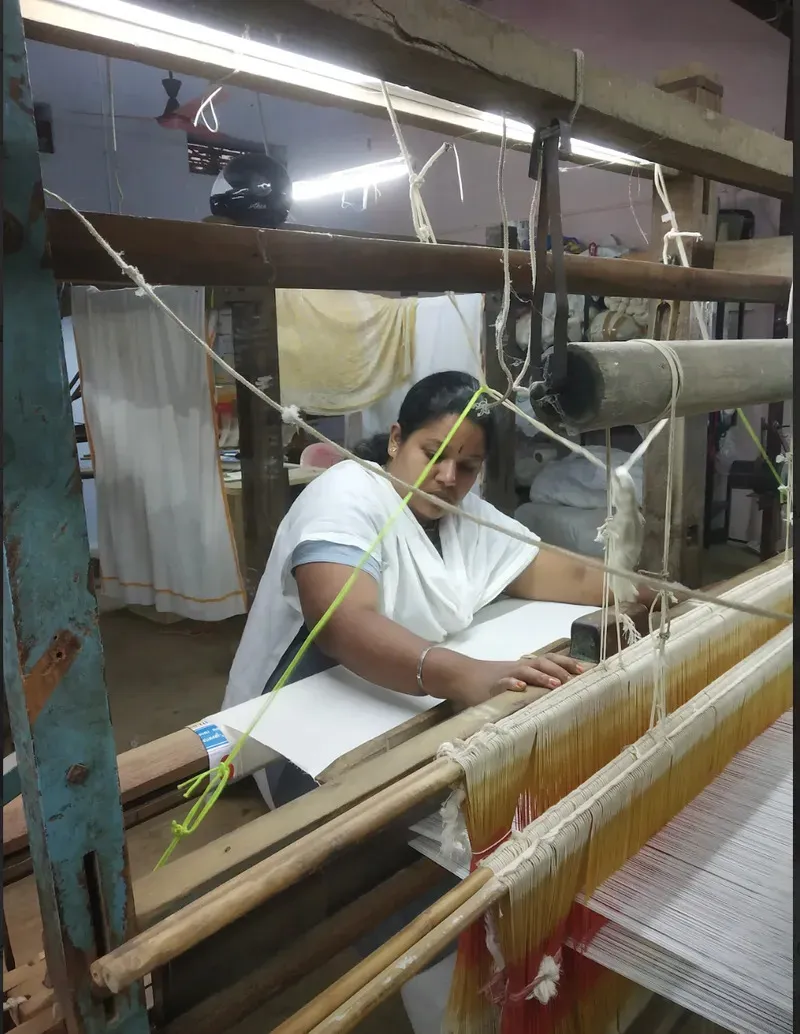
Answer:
[4,1,794,1032]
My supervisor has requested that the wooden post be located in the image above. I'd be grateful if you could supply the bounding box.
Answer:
[229,288,289,602]
[3,0,149,1029]
[640,66,723,587]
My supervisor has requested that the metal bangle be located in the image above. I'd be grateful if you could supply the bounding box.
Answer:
[416,644,436,694]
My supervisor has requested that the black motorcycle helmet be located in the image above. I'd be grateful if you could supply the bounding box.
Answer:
[210,152,292,227]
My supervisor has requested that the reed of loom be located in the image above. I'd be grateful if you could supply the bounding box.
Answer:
[437,558,792,1033]
[294,625,792,1034]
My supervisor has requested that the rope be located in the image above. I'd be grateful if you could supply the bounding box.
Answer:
[105,57,123,214]
[492,117,516,398]
[653,165,710,343]
[379,81,438,245]
[568,49,585,124]
[644,189,687,724]
[193,25,253,135]
[378,83,482,376]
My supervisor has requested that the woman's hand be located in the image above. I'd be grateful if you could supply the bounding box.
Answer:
[428,651,586,708]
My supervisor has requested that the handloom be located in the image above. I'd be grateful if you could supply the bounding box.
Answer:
[7,6,795,1031]
[288,621,791,1034]
[233,558,792,1034]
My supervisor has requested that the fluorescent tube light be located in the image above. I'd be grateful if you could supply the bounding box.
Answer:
[292,157,409,201]
[23,0,653,169]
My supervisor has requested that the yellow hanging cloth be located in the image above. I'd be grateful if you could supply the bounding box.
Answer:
[276,289,416,414]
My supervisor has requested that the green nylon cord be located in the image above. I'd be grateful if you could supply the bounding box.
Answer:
[155,386,487,869]
[735,408,784,489]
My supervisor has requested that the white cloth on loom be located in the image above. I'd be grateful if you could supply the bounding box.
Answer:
[223,458,539,712]
[360,294,483,438]
[276,289,416,414]
[72,286,246,621]
[215,598,593,779]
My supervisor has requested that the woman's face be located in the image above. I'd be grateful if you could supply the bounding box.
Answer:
[386,414,487,521]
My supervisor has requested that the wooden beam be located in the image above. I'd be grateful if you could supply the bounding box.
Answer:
[44,210,792,304]
[227,289,289,602]
[21,1,651,179]
[714,236,793,278]
[165,0,792,197]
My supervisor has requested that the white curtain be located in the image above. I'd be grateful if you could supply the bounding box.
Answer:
[360,294,484,438]
[72,286,246,621]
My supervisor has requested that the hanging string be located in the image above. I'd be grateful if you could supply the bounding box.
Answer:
[567,49,585,124]
[105,57,124,214]
[192,25,252,135]
[781,437,793,559]
[379,81,441,245]
[492,117,516,399]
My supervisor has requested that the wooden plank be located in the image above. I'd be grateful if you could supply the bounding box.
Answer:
[44,210,792,303]
[3,729,207,861]
[230,289,289,602]
[714,236,793,278]
[1,637,563,875]
[161,0,793,197]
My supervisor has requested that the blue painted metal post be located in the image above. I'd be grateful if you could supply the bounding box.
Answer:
[3,3,150,1031]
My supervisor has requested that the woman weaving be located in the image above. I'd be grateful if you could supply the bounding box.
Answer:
[224,371,650,805]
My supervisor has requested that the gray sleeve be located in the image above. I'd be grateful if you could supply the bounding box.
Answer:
[290,540,381,582]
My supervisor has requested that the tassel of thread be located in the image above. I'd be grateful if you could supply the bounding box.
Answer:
[595,467,644,605]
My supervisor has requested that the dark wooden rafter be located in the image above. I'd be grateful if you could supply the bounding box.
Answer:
[22,0,793,195]
[44,209,791,304]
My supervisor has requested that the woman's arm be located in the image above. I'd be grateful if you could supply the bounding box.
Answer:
[295,562,584,707]
[506,550,657,608]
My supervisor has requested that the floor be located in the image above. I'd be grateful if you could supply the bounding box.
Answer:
[5,544,761,1031]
